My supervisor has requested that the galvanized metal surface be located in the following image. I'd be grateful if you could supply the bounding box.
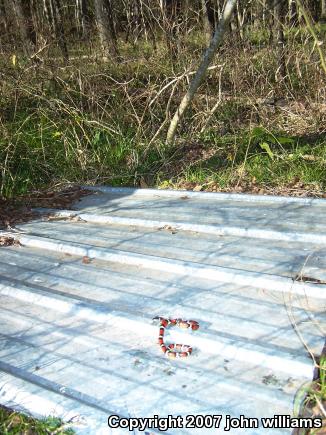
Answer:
[0,186,325,434]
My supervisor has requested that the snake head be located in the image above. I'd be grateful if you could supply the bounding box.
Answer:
[189,320,199,330]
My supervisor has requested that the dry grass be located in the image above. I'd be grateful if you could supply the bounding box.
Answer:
[0,405,75,434]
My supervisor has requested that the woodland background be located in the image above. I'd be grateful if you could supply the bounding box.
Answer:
[1,0,326,198]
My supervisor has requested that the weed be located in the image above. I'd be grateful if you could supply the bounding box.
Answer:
[295,356,326,434]
[0,405,75,434]
[0,26,325,198]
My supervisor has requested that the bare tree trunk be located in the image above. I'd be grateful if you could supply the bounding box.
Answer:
[12,0,35,55]
[235,0,246,41]
[43,0,68,62]
[94,0,119,57]
[43,0,53,28]
[76,0,90,38]
[0,0,12,53]
[182,0,190,34]
[105,0,118,44]
[274,0,286,81]
[139,0,148,41]
[163,0,182,58]
[308,0,318,21]
[52,0,68,62]
[321,0,326,22]
[289,0,298,26]
[0,0,8,36]
[201,0,214,44]
[143,0,158,50]
[130,0,142,43]
[31,0,46,45]
[166,0,237,143]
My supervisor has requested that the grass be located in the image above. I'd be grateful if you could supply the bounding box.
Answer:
[157,128,326,196]
[0,405,75,434]
[1,24,325,198]
[297,356,326,434]
[1,104,325,198]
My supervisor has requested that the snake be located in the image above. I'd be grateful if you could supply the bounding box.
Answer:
[153,316,199,359]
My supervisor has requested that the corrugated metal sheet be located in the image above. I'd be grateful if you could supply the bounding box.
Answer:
[0,186,325,435]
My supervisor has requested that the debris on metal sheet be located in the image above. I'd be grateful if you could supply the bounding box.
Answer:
[293,274,326,285]
[0,185,325,434]
[158,225,179,234]
[47,213,86,223]
[33,206,326,245]
[153,317,200,359]
[0,236,21,247]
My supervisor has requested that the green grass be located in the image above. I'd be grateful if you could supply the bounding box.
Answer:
[0,406,75,434]
[0,25,325,198]
[158,128,326,193]
[0,108,178,196]
[299,356,326,434]
[1,110,325,198]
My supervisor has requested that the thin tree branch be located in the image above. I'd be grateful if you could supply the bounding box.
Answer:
[166,0,237,144]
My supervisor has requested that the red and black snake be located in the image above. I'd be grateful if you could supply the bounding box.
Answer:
[153,317,199,359]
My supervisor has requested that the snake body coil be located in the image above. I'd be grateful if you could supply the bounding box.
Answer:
[153,316,199,359]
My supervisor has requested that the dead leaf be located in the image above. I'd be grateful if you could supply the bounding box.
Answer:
[47,216,69,222]
[293,274,326,284]
[0,236,21,247]
[158,225,178,234]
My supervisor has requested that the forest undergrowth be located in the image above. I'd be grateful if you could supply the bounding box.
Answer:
[1,26,325,199]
